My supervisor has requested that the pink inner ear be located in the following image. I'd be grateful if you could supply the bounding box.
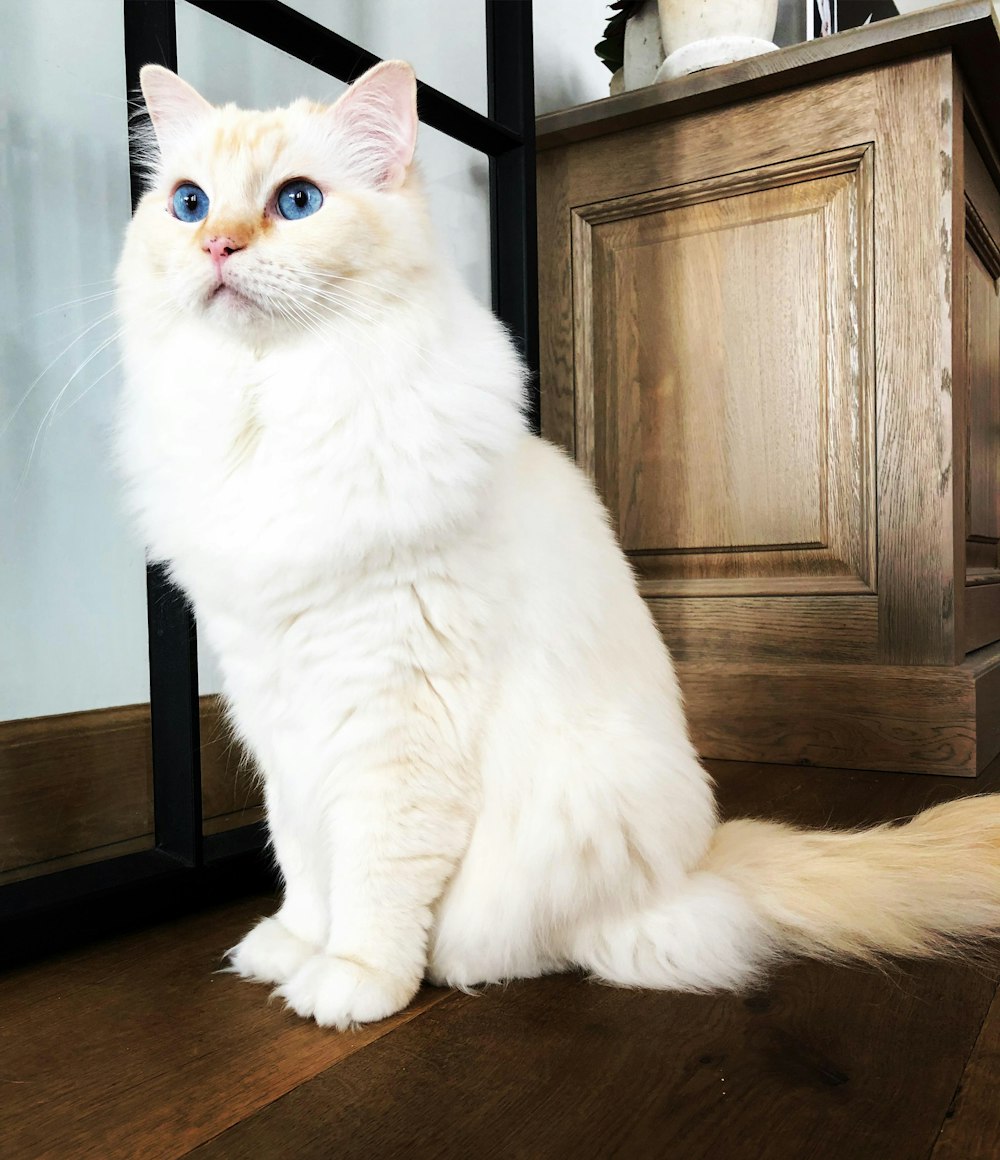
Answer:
[140,65,212,152]
[332,61,418,190]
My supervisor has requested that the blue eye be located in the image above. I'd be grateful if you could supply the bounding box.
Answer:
[171,183,209,222]
[276,180,323,220]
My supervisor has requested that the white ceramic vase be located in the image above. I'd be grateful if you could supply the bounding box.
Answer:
[655,0,779,82]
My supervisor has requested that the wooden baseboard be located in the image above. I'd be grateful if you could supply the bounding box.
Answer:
[677,640,1000,777]
[0,696,261,881]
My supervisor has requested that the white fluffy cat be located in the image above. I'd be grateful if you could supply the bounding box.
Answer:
[117,62,1000,1029]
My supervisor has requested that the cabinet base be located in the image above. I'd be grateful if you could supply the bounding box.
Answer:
[677,640,1000,777]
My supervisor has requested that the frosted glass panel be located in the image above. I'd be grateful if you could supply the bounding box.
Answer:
[0,0,153,883]
[284,0,488,114]
[177,2,350,108]
[420,124,492,309]
[0,0,149,721]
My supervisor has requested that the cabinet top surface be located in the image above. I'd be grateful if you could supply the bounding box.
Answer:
[537,0,1000,151]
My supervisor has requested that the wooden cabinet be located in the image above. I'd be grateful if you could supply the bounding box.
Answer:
[965,132,1000,650]
[537,2,1000,776]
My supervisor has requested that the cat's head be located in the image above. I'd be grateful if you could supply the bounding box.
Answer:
[118,62,428,339]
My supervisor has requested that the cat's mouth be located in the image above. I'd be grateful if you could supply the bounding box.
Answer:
[209,281,250,301]
[206,281,259,313]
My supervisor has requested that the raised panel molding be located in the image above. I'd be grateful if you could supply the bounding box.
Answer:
[571,145,876,598]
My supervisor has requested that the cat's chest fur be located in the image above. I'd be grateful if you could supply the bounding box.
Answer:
[120,325,491,600]
[117,318,521,751]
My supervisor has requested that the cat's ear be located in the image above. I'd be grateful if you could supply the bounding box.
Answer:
[331,60,418,190]
[140,65,213,153]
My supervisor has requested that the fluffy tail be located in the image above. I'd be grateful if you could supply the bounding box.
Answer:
[579,796,1000,992]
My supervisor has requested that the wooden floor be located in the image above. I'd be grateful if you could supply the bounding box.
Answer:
[3,758,1000,1160]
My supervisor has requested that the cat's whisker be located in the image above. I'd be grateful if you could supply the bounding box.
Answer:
[303,298,428,363]
[273,280,388,339]
[298,283,405,327]
[15,328,124,492]
[282,280,424,349]
[312,271,415,308]
[30,290,118,319]
[1,308,122,440]
[303,265,414,300]
[54,354,125,420]
[307,294,384,330]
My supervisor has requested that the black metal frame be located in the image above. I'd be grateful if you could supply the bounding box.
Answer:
[0,0,537,965]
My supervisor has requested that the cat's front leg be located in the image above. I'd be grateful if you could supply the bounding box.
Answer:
[275,757,471,1029]
[228,784,329,986]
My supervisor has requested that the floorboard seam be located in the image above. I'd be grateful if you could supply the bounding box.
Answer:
[924,975,1000,1160]
[175,989,456,1158]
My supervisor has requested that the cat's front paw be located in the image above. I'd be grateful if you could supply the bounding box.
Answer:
[275,955,418,1029]
[227,916,318,985]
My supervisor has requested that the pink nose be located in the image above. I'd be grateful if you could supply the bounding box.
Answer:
[204,236,244,269]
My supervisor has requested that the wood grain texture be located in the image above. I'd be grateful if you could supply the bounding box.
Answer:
[683,641,1000,776]
[537,45,1000,770]
[873,54,958,664]
[964,246,1000,550]
[188,963,997,1160]
[0,697,262,882]
[977,654,1000,776]
[931,982,1000,1160]
[966,128,1000,257]
[0,893,448,1160]
[5,759,1000,1160]
[199,695,263,829]
[965,581,1000,653]
[539,68,891,476]
[0,704,153,881]
[963,133,1000,600]
[949,74,969,669]
[676,656,982,777]
[650,596,878,664]
[575,152,874,598]
[536,147,575,453]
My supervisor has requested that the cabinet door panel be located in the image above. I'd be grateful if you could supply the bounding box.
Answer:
[962,132,1000,651]
[573,147,875,597]
[965,245,1000,560]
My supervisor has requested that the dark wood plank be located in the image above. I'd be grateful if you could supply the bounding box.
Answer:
[0,703,153,880]
[187,961,997,1160]
[679,658,981,777]
[4,758,999,1160]
[931,984,1000,1160]
[707,752,1000,831]
[0,893,449,1160]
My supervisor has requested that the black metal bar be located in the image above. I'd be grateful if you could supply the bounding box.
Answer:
[204,821,270,863]
[124,2,205,869]
[182,0,523,157]
[0,846,276,969]
[124,0,178,210]
[0,849,187,923]
[145,563,204,865]
[486,0,540,433]
[0,828,273,923]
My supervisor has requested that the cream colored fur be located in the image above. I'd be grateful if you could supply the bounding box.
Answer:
[116,62,1000,1029]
